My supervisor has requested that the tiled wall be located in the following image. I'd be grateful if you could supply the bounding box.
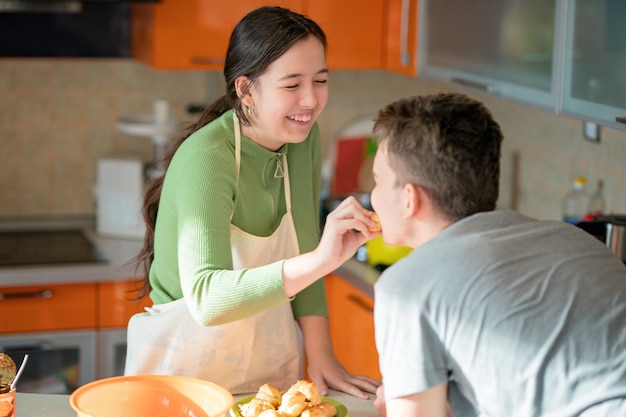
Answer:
[1,59,625,221]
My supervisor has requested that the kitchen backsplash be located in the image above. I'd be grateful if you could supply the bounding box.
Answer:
[1,58,625,221]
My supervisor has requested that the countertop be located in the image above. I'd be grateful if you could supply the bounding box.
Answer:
[0,216,144,286]
[16,390,378,417]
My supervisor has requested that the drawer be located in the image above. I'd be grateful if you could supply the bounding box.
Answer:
[0,283,97,334]
[96,280,151,328]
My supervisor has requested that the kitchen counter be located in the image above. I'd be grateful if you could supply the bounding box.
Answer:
[334,257,380,298]
[0,216,144,286]
[16,389,379,417]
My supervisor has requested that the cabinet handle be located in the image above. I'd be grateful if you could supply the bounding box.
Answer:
[0,342,53,352]
[0,289,53,300]
[190,57,225,65]
[347,294,374,315]
[399,0,411,66]
[617,117,626,125]
[451,77,498,93]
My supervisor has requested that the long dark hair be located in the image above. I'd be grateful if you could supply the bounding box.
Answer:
[133,6,327,299]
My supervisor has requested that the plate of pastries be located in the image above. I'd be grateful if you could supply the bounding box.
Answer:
[231,380,347,417]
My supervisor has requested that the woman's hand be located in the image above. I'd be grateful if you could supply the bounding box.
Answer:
[299,316,381,400]
[306,350,381,400]
[315,196,381,268]
[282,196,380,297]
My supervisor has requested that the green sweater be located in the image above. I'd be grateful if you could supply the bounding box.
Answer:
[150,110,327,325]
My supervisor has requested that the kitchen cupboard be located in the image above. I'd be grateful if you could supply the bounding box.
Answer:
[384,0,419,75]
[306,2,385,69]
[131,0,303,70]
[0,279,149,393]
[419,0,558,109]
[419,0,626,130]
[131,0,388,70]
[325,273,381,380]
[96,280,150,328]
[0,283,97,334]
[560,0,626,129]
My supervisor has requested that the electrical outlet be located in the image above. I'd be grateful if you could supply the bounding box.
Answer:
[583,121,601,143]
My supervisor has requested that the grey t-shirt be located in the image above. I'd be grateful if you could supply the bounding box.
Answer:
[374,210,626,417]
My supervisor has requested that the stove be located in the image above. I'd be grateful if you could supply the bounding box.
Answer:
[0,229,107,267]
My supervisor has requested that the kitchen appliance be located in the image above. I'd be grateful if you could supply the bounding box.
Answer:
[576,215,626,263]
[0,229,106,267]
[117,99,178,179]
[0,331,96,394]
[96,157,146,239]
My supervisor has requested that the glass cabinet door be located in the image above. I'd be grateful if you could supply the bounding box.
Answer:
[561,0,626,128]
[419,0,559,108]
[0,330,96,394]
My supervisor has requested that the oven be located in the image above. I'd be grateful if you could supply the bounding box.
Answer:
[0,330,96,394]
[96,329,129,379]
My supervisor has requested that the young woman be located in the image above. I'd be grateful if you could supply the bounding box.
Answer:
[124,6,381,398]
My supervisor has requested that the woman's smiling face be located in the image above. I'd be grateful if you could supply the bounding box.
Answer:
[240,36,329,151]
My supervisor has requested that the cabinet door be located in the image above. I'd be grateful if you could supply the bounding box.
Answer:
[560,0,626,129]
[0,283,96,334]
[325,274,381,380]
[384,0,419,75]
[96,280,152,328]
[305,1,385,69]
[419,0,558,108]
[131,0,304,70]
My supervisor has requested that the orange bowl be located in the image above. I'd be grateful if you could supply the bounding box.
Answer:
[69,375,233,417]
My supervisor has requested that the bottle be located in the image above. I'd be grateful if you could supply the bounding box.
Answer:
[585,179,606,220]
[562,176,590,225]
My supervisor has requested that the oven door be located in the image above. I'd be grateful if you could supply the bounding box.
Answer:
[0,330,96,394]
[97,328,128,379]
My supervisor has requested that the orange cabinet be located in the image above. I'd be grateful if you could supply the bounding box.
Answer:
[131,0,389,70]
[325,273,381,380]
[384,0,419,75]
[96,280,152,329]
[305,2,385,69]
[0,283,97,334]
[131,0,304,70]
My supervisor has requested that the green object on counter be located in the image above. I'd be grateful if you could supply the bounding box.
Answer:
[365,236,413,268]
[364,137,378,157]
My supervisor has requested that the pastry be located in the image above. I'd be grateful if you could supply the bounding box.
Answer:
[278,390,307,417]
[239,398,275,417]
[300,408,326,417]
[287,380,321,406]
[257,410,284,417]
[368,212,381,232]
[255,383,282,408]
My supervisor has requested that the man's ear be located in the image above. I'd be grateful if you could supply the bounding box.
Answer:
[235,76,253,107]
[403,183,420,218]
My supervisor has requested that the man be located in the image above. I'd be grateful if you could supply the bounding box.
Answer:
[369,93,626,416]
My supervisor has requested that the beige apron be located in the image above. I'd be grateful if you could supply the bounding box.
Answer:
[124,113,303,394]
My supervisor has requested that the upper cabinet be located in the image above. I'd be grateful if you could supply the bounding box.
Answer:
[131,1,304,70]
[306,2,385,69]
[418,0,626,130]
[384,0,419,75]
[560,0,626,130]
[131,0,387,71]
[418,0,558,109]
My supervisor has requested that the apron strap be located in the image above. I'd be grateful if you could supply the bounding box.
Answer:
[232,111,293,216]
[233,112,242,186]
